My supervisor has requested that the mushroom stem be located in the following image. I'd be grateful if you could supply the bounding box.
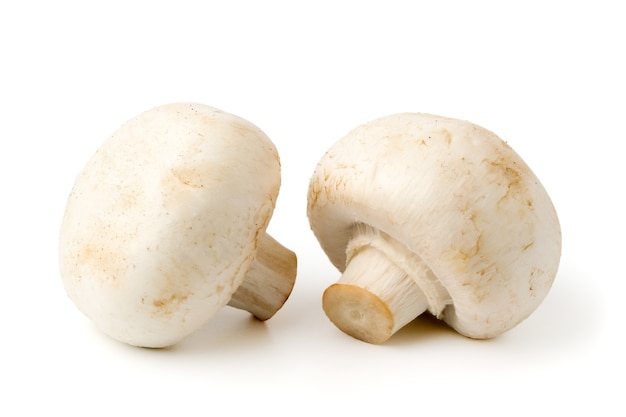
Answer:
[322,245,429,344]
[227,233,297,321]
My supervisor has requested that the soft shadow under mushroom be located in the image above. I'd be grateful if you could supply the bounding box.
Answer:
[169,310,273,355]
[384,313,457,346]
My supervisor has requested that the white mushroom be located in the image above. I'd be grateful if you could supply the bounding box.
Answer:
[307,113,561,344]
[59,103,297,348]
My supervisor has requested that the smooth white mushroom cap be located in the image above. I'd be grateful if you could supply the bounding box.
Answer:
[308,113,561,339]
[59,103,281,347]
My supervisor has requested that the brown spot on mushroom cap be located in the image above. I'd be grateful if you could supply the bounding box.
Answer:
[153,293,190,316]
[171,167,206,188]
[441,128,453,145]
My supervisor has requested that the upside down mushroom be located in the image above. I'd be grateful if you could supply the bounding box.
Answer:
[59,103,297,348]
[307,113,561,344]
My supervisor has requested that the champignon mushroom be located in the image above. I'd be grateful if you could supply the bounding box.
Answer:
[307,113,561,344]
[59,103,297,348]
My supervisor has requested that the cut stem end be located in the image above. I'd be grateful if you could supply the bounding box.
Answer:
[323,283,395,344]
[322,245,428,343]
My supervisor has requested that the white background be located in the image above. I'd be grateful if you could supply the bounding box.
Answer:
[1,1,623,415]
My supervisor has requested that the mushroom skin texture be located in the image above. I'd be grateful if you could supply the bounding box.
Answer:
[59,103,296,348]
[307,113,561,344]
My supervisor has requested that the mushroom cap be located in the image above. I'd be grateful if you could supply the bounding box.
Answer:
[307,113,561,338]
[59,103,281,347]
